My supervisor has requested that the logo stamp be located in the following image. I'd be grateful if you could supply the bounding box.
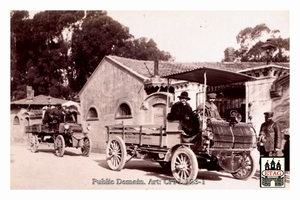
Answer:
[260,157,285,188]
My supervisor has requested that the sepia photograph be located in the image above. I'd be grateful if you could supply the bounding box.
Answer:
[5,0,298,197]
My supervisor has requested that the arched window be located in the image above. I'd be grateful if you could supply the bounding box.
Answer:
[87,107,98,121]
[116,103,132,119]
[13,116,20,125]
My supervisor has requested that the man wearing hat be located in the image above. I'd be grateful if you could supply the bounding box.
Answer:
[49,106,61,130]
[167,91,199,136]
[258,111,282,157]
[42,105,51,126]
[197,92,221,120]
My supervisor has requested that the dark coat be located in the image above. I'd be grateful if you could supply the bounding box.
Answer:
[167,102,199,135]
[50,107,62,123]
[42,109,51,124]
[259,119,282,152]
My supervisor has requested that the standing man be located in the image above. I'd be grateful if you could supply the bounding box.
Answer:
[258,112,282,157]
[197,92,222,120]
[167,91,199,136]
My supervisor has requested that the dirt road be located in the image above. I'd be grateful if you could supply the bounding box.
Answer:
[10,143,290,190]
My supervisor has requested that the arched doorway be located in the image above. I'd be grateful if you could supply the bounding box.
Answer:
[143,92,173,126]
[153,103,166,126]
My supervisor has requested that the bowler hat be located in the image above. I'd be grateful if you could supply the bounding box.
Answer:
[178,91,190,100]
[207,93,217,99]
[264,111,274,117]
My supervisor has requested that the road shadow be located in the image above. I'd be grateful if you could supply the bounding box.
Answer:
[25,146,83,157]
[252,170,260,180]
[94,159,110,169]
[95,157,292,183]
[94,158,225,181]
[197,171,224,181]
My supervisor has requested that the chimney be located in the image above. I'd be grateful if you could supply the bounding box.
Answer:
[26,86,34,101]
[154,60,159,76]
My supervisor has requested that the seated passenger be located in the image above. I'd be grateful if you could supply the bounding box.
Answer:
[49,106,61,130]
[42,106,51,126]
[62,106,75,123]
[167,91,199,136]
[197,92,222,120]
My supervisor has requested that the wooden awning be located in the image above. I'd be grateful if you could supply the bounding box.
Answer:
[162,67,256,86]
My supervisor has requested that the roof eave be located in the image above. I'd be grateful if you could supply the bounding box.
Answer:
[106,56,148,82]
[163,66,256,86]
[238,64,290,73]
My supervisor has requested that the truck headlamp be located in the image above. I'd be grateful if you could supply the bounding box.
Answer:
[207,132,214,140]
[203,130,214,140]
[64,124,70,130]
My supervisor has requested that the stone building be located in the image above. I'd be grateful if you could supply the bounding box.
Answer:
[10,86,73,142]
[230,64,289,133]
[78,55,289,152]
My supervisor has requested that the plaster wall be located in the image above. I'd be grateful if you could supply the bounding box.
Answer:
[272,82,290,130]
[247,77,277,134]
[10,108,31,143]
[79,61,147,152]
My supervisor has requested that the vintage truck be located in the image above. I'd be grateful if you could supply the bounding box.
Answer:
[25,106,91,157]
[105,67,259,184]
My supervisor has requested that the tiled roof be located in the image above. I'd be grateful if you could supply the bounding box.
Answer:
[11,95,68,106]
[108,55,289,79]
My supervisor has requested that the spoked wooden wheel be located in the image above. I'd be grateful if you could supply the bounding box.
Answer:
[54,135,65,157]
[81,136,92,157]
[30,133,39,153]
[231,151,258,180]
[171,146,198,184]
[106,136,127,171]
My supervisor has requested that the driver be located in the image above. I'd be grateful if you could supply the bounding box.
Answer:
[167,91,199,136]
[197,92,222,120]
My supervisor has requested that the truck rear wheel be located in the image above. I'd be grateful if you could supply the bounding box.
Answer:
[231,150,258,180]
[30,133,38,153]
[106,136,127,171]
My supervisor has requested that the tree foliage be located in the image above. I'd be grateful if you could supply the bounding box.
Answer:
[11,10,174,101]
[114,37,173,61]
[223,23,289,62]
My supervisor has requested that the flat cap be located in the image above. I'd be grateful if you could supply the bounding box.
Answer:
[207,93,217,99]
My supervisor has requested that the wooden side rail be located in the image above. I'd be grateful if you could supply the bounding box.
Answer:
[105,125,164,135]
[105,125,165,147]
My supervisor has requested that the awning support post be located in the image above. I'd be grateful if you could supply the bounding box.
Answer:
[202,71,207,131]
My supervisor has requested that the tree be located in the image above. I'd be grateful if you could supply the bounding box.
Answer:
[272,37,290,62]
[223,23,289,62]
[236,23,271,50]
[11,11,85,100]
[69,11,173,93]
[69,11,133,92]
[11,11,31,100]
[11,10,174,100]
[114,37,173,61]
[223,47,235,62]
